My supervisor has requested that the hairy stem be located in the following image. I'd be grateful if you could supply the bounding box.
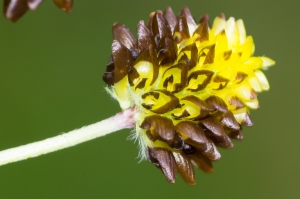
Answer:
[0,107,136,166]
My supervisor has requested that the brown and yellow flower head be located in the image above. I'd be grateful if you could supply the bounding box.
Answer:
[103,7,275,184]
[3,0,73,22]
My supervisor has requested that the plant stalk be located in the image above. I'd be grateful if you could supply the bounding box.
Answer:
[0,107,136,166]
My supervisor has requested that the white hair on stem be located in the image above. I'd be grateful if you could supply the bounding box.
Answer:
[0,107,136,166]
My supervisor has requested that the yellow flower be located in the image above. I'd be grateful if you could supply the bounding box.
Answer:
[103,7,275,185]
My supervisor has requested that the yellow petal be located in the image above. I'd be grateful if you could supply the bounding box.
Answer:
[232,107,247,124]
[244,98,259,109]
[243,57,263,70]
[225,17,239,49]
[234,84,257,101]
[114,77,132,109]
[248,75,262,92]
[260,57,276,69]
[214,31,229,61]
[236,19,246,45]
[239,36,255,60]
[212,17,226,35]
[255,70,270,91]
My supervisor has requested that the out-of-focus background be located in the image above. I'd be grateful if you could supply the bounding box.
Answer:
[0,0,298,198]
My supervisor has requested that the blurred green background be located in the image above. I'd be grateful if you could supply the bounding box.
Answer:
[0,0,298,198]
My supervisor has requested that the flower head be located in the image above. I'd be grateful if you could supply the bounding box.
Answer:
[103,7,275,184]
[3,0,73,22]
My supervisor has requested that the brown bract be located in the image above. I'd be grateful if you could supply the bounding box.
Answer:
[3,0,73,22]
